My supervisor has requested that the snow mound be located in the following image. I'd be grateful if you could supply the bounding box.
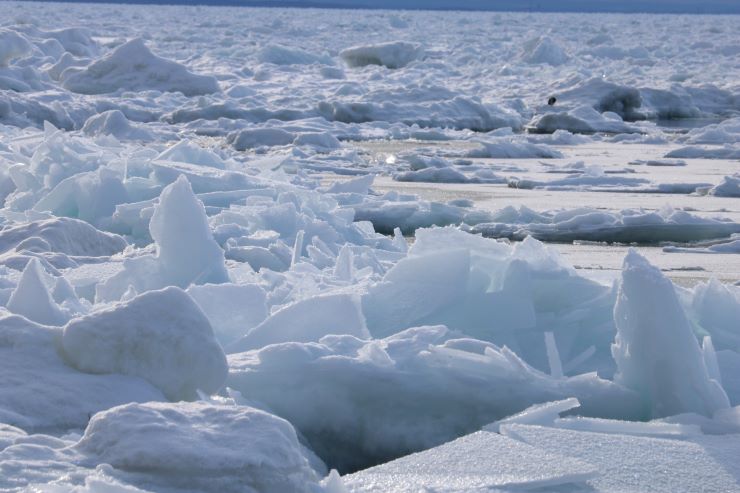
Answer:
[62,286,228,401]
[340,41,422,69]
[702,174,740,198]
[75,401,320,492]
[522,36,569,65]
[0,217,127,257]
[81,110,158,141]
[612,250,730,418]
[61,38,219,96]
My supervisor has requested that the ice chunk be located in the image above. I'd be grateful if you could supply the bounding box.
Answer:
[467,139,563,159]
[0,29,32,67]
[62,286,228,401]
[155,140,227,169]
[521,36,569,65]
[186,283,268,346]
[228,326,642,473]
[326,174,374,195]
[340,41,422,69]
[531,105,639,134]
[81,110,158,141]
[553,416,702,438]
[74,401,321,492]
[98,175,228,300]
[689,278,740,352]
[227,128,295,150]
[257,44,332,65]
[228,293,369,353]
[61,38,219,95]
[483,398,581,433]
[7,257,67,326]
[706,174,740,198]
[343,430,597,492]
[471,206,740,244]
[293,132,341,151]
[362,248,470,337]
[33,169,129,227]
[612,250,730,418]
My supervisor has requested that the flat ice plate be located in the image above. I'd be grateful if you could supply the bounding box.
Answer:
[502,424,740,493]
[342,430,598,492]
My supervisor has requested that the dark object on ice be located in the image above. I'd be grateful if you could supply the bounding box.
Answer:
[547,96,557,106]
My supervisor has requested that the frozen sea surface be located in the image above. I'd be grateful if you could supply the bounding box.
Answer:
[1,2,739,492]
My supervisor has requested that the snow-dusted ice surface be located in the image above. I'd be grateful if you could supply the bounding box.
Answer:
[1,2,740,492]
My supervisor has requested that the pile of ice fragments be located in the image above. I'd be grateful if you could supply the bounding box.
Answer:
[0,121,738,491]
[0,3,739,492]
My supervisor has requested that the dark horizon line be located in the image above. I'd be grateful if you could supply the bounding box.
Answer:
[11,0,740,15]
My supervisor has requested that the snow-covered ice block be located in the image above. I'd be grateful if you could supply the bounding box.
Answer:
[0,217,126,257]
[531,105,639,134]
[81,110,160,141]
[74,401,321,493]
[467,139,563,159]
[61,38,219,96]
[502,424,740,493]
[0,313,163,431]
[342,430,597,492]
[62,286,227,401]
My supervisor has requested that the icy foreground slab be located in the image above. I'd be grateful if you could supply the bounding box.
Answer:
[502,424,740,493]
[342,430,597,492]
